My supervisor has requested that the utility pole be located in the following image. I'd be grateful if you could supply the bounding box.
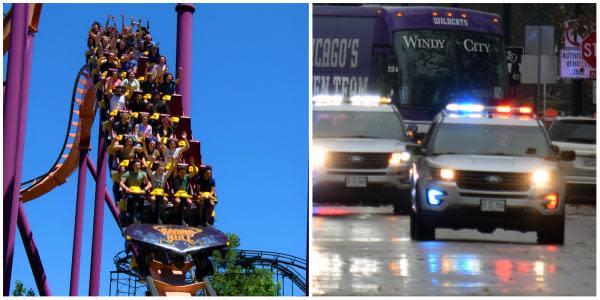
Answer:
[571,3,583,115]
[503,4,512,45]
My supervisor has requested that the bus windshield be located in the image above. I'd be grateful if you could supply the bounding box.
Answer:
[393,30,506,112]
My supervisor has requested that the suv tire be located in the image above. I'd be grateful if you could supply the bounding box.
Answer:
[393,190,411,215]
[536,212,565,245]
[410,189,435,241]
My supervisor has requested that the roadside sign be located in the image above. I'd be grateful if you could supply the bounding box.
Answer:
[560,49,594,79]
[564,20,587,48]
[506,47,523,64]
[525,26,554,55]
[582,32,596,68]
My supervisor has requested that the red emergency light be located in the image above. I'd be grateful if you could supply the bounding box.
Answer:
[519,107,532,114]
[496,106,511,113]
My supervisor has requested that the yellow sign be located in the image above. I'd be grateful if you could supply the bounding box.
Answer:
[154,225,202,246]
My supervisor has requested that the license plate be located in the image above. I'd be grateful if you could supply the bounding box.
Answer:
[346,176,367,188]
[481,199,505,212]
[583,157,596,167]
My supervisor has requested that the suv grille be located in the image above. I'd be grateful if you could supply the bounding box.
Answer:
[456,170,531,192]
[325,152,390,169]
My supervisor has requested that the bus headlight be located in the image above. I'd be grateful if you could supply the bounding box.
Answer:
[313,147,327,168]
[389,152,411,166]
[532,169,550,186]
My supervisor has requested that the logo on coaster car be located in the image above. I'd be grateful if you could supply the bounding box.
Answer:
[154,225,202,246]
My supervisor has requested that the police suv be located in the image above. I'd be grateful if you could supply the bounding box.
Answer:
[313,95,412,213]
[408,104,575,244]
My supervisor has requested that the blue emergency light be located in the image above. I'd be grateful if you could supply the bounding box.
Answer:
[445,103,484,113]
[426,188,445,206]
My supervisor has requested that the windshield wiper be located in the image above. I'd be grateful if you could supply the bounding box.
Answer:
[483,152,514,156]
[345,135,379,139]
[430,152,458,155]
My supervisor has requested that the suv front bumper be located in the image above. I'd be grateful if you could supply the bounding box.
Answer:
[313,166,410,202]
[415,179,565,231]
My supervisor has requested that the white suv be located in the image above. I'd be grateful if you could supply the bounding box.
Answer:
[547,117,596,202]
[408,104,575,244]
[312,96,412,214]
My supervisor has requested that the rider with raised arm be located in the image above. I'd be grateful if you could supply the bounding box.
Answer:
[145,158,174,224]
[160,131,189,169]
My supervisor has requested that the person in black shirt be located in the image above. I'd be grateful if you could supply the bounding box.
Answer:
[129,93,149,113]
[193,165,216,227]
[113,111,134,137]
[150,91,169,114]
[158,72,177,95]
[140,73,158,94]
[99,52,119,74]
[147,44,161,64]
[155,116,175,140]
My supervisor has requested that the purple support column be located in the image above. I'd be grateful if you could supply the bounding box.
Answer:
[175,3,195,116]
[69,150,88,296]
[17,204,51,296]
[85,155,119,223]
[3,4,30,295]
[88,124,107,296]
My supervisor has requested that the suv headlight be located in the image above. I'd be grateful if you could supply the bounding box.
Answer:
[313,147,327,168]
[430,168,455,181]
[389,152,411,166]
[532,169,550,186]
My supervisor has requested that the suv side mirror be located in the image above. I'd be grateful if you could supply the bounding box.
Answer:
[414,132,426,144]
[406,143,424,155]
[559,150,576,161]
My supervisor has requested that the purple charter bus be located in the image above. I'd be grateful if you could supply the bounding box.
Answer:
[313,5,508,131]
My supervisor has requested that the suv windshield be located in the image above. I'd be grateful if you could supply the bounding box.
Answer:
[393,30,506,112]
[313,110,406,140]
[431,124,550,157]
[549,120,596,144]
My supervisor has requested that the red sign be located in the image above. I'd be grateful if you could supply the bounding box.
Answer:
[582,32,596,68]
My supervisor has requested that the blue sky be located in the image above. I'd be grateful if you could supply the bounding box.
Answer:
[3,3,307,296]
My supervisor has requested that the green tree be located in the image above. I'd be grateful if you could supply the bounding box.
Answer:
[210,234,280,296]
[12,280,35,296]
[550,4,596,48]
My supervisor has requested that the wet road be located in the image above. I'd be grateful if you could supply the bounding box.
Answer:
[312,205,596,296]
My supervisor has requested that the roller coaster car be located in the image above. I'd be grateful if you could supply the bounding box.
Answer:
[124,223,228,258]
[124,224,228,296]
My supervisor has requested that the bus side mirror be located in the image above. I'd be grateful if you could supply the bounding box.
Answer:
[406,124,418,140]
[559,150,576,161]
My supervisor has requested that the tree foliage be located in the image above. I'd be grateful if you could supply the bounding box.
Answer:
[210,234,280,296]
[550,4,596,48]
[12,280,35,297]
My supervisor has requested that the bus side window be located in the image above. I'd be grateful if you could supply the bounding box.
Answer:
[373,47,398,98]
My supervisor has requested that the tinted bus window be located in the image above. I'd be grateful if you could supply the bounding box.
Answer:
[394,30,507,112]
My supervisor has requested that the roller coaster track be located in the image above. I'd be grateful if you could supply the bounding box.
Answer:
[19,65,97,202]
[110,249,307,296]
[5,3,98,202]
[235,249,307,294]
